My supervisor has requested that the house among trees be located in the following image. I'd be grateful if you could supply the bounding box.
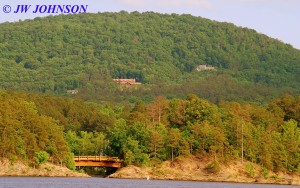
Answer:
[66,90,78,94]
[196,65,215,71]
[113,79,142,87]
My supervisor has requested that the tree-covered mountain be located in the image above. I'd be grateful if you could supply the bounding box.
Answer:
[0,11,299,102]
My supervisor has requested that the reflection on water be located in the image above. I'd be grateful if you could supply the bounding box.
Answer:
[0,177,297,188]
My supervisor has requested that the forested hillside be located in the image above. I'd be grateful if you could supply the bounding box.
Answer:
[1,90,300,173]
[0,12,300,102]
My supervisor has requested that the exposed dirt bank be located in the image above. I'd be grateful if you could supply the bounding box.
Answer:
[0,159,89,177]
[109,156,300,185]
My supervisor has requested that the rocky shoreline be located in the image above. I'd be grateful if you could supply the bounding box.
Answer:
[0,159,89,177]
[2,156,300,186]
[109,156,300,185]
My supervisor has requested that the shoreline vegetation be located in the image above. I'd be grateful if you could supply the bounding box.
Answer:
[109,156,300,185]
[1,91,300,185]
[0,159,88,177]
[1,156,300,185]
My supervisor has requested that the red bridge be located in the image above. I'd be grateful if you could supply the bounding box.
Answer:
[74,156,123,168]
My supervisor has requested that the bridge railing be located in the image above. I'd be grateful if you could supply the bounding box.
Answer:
[74,156,122,162]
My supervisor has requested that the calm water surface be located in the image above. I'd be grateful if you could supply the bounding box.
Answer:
[0,177,297,188]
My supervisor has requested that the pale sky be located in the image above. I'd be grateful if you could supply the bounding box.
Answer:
[0,0,299,49]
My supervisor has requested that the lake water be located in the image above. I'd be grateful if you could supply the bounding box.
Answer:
[0,177,297,188]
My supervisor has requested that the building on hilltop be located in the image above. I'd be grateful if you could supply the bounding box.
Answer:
[66,90,78,94]
[113,78,142,90]
[196,65,215,71]
[113,78,142,88]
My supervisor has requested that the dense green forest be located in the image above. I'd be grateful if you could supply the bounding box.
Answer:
[0,12,300,174]
[1,90,299,173]
[0,12,300,102]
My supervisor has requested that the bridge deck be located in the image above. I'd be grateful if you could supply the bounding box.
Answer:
[74,156,123,168]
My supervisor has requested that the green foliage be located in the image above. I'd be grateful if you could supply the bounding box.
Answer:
[0,91,70,165]
[281,120,300,172]
[206,160,221,174]
[1,89,300,174]
[65,130,108,156]
[0,12,299,103]
[45,166,52,172]
[245,163,255,178]
[270,174,279,180]
[34,151,50,164]
[124,150,135,166]
[123,137,150,166]
[261,166,269,179]
[64,153,76,170]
